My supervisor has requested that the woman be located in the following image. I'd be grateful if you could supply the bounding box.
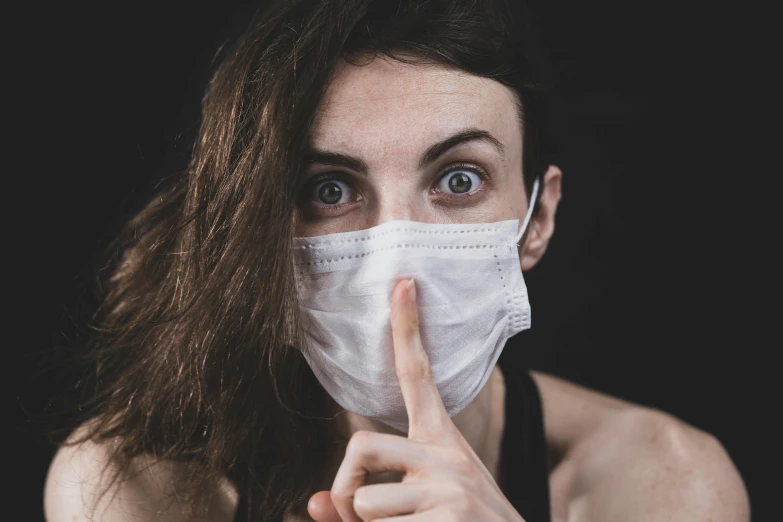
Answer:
[44,0,749,521]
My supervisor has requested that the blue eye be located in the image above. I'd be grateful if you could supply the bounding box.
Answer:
[436,169,483,195]
[310,179,352,205]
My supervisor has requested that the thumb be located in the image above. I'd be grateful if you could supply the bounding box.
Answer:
[308,490,343,522]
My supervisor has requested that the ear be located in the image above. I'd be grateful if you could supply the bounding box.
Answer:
[521,165,562,271]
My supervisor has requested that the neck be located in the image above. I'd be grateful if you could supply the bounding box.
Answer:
[338,366,505,482]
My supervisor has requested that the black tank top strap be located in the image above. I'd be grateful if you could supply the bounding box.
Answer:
[497,349,552,522]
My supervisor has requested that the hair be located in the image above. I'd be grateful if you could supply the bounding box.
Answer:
[62,0,554,519]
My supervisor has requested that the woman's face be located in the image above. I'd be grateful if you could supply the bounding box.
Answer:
[294,56,561,269]
[296,56,528,231]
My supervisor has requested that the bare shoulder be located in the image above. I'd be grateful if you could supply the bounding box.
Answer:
[44,421,239,522]
[573,408,750,521]
[531,372,750,521]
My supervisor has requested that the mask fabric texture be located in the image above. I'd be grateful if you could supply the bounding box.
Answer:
[293,182,539,432]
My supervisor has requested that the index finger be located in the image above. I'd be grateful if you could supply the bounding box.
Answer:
[390,278,454,440]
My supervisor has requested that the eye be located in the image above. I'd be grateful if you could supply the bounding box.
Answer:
[309,179,353,205]
[435,168,484,195]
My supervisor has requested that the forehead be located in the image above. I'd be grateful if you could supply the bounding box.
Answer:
[309,56,522,166]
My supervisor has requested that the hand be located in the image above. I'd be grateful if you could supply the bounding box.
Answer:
[308,279,525,522]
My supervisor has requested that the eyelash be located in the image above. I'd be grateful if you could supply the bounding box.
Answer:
[431,163,489,197]
[297,173,359,217]
[298,162,490,215]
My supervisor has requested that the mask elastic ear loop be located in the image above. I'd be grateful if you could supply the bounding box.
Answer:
[515,177,541,246]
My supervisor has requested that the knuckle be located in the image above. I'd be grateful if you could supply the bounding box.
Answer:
[444,480,470,502]
[447,448,474,474]
[330,486,350,505]
[345,430,373,459]
[395,355,433,381]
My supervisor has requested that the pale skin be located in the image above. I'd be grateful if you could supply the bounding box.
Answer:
[44,57,751,521]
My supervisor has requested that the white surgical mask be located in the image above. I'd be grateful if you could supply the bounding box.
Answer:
[293,180,540,432]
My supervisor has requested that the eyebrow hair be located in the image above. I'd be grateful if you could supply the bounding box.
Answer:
[302,127,506,175]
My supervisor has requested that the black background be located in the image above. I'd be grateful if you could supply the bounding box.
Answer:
[16,0,776,520]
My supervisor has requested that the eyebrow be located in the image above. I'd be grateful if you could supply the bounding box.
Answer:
[302,128,506,175]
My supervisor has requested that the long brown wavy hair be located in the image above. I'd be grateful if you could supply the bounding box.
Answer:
[63,0,553,519]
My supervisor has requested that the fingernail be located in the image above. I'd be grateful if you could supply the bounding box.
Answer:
[406,278,416,305]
